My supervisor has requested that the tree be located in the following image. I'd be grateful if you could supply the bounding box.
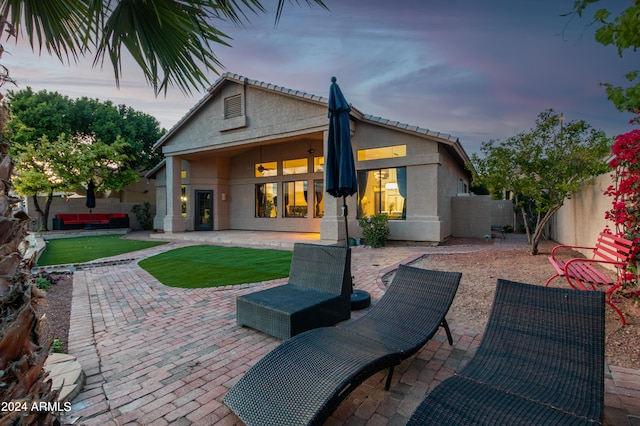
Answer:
[470,109,611,255]
[11,129,136,230]
[8,88,165,171]
[0,1,328,424]
[0,0,328,96]
[570,1,640,116]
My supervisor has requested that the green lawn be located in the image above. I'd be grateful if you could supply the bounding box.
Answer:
[138,245,292,288]
[37,235,166,266]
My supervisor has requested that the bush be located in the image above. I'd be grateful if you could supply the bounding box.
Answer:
[358,214,390,248]
[132,202,153,230]
[35,276,51,290]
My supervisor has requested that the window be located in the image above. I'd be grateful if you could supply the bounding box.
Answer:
[314,157,324,173]
[255,183,277,218]
[357,145,406,161]
[458,178,469,194]
[314,179,324,218]
[224,94,242,119]
[181,185,187,218]
[255,162,277,177]
[283,181,308,217]
[357,167,406,220]
[283,158,308,175]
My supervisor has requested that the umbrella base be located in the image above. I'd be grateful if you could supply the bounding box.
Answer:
[351,289,371,310]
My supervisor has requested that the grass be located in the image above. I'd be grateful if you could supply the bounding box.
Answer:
[138,245,292,288]
[37,235,167,266]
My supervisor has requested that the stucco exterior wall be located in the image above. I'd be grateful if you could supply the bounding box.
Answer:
[161,83,327,157]
[451,195,491,238]
[153,168,167,231]
[550,173,612,257]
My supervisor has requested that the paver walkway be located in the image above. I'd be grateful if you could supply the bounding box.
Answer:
[61,233,640,425]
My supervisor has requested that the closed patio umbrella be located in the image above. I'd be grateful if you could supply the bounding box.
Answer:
[326,76,357,245]
[326,77,370,309]
[85,180,96,230]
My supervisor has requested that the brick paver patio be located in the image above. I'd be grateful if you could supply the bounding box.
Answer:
[61,232,640,425]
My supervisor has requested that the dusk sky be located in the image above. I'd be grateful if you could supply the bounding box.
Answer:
[4,0,636,155]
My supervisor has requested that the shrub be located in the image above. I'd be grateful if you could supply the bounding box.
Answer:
[35,276,51,290]
[51,338,63,353]
[132,201,153,230]
[358,214,390,248]
[604,128,640,295]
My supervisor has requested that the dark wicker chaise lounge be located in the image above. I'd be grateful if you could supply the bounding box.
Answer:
[224,265,462,426]
[407,279,605,425]
[236,243,352,340]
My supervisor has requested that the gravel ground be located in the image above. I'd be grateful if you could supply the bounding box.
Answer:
[37,273,72,354]
[413,238,640,370]
[37,238,640,370]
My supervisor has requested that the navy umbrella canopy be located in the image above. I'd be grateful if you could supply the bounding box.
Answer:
[325,77,370,309]
[326,77,357,199]
[85,180,96,230]
[85,180,96,209]
[326,77,358,246]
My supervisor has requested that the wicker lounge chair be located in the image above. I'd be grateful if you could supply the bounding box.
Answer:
[236,243,352,340]
[224,265,462,426]
[407,279,605,425]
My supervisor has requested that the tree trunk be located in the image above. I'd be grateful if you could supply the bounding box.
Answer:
[31,191,53,231]
[529,204,562,255]
[0,106,59,424]
[520,205,532,244]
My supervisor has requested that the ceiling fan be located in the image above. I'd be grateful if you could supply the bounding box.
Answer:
[257,145,274,173]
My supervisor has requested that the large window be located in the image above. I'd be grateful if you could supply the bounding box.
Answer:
[314,180,324,218]
[283,181,308,217]
[255,162,277,177]
[313,157,324,172]
[283,158,308,175]
[256,183,278,218]
[357,145,406,161]
[357,167,406,220]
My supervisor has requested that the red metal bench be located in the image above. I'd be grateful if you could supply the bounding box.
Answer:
[546,231,637,325]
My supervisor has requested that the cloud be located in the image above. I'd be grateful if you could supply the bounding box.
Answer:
[1,0,634,156]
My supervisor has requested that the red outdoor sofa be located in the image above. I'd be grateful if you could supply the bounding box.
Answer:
[52,213,130,230]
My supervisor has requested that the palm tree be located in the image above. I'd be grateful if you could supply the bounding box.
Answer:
[0,0,327,96]
[0,1,326,424]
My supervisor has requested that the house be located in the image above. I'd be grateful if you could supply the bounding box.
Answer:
[148,73,474,244]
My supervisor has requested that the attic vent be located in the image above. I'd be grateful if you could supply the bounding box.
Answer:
[224,94,243,119]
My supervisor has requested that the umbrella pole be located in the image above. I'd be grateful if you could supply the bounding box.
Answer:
[342,195,349,247]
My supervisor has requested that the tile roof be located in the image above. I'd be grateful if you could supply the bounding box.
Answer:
[155,72,463,153]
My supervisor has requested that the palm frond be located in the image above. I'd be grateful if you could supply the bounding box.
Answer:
[0,0,91,63]
[96,0,229,96]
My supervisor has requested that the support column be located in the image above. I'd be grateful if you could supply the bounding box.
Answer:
[163,155,186,233]
[320,129,348,244]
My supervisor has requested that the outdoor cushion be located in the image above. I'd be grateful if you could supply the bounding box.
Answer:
[236,243,352,340]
